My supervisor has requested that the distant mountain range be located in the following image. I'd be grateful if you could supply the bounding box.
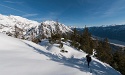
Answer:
[90,25,125,44]
[75,25,125,43]
[89,25,125,42]
[0,14,125,45]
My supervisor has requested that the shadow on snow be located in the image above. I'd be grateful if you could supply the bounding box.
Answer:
[24,42,120,75]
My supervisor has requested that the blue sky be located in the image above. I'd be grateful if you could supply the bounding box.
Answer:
[0,0,125,27]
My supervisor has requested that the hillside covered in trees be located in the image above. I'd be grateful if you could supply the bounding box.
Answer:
[49,27,125,75]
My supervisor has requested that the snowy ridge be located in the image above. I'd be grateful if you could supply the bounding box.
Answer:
[43,20,71,33]
[40,20,72,37]
[0,33,121,75]
[0,14,39,33]
[0,14,40,40]
[0,14,72,40]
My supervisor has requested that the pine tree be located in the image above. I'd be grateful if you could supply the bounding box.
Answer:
[95,38,113,64]
[14,25,18,38]
[70,28,80,48]
[50,33,61,44]
[71,28,78,41]
[112,50,125,75]
[103,38,113,64]
[79,27,93,54]
[14,25,23,39]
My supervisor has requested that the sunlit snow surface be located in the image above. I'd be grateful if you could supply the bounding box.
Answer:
[0,14,72,39]
[0,33,121,75]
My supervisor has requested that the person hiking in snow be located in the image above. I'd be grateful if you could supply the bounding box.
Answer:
[86,54,91,68]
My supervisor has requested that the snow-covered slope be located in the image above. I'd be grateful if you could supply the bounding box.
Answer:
[39,20,72,37]
[0,14,39,35]
[0,33,121,75]
[0,14,72,40]
[0,14,39,32]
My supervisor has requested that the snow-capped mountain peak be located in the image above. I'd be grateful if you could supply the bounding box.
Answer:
[43,20,57,25]
[0,14,39,27]
[0,14,40,40]
[0,14,72,40]
[39,20,72,37]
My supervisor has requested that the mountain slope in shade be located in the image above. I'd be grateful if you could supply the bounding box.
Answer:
[0,33,121,75]
[74,25,125,47]
[88,25,125,42]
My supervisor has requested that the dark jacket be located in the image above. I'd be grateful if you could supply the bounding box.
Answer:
[86,55,91,62]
